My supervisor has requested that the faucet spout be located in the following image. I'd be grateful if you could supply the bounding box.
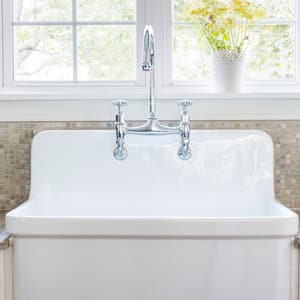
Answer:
[142,25,156,118]
[142,25,155,72]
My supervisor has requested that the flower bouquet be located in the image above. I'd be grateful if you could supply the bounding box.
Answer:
[186,0,266,91]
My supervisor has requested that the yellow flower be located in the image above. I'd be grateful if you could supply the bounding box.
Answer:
[215,6,228,15]
[225,18,233,26]
[185,0,266,54]
[207,21,215,29]
[253,7,266,19]
[209,14,216,22]
[232,0,265,21]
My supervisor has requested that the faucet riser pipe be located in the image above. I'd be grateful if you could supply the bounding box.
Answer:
[149,68,156,118]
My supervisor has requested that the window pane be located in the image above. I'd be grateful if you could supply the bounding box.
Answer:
[250,0,295,19]
[14,26,73,81]
[14,0,72,22]
[77,26,136,80]
[173,0,295,21]
[173,0,193,22]
[173,26,211,81]
[173,25,295,81]
[246,25,295,80]
[77,0,135,21]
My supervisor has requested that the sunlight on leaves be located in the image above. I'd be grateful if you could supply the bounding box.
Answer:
[15,26,73,81]
[77,0,135,21]
[14,0,72,21]
[77,26,136,80]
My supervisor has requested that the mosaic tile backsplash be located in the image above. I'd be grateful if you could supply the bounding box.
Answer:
[0,121,299,211]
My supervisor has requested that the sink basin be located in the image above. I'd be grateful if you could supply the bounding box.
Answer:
[5,130,298,300]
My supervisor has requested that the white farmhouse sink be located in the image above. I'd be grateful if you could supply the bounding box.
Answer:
[6,130,298,300]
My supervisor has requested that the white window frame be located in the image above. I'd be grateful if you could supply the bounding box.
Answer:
[1,0,148,96]
[0,0,299,121]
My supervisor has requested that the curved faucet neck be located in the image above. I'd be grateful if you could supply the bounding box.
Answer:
[142,25,156,119]
[142,25,155,71]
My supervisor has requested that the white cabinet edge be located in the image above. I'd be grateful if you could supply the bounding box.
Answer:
[291,237,299,300]
[0,245,13,300]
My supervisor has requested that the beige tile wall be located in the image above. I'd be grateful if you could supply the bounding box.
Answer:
[0,121,299,212]
[0,211,5,229]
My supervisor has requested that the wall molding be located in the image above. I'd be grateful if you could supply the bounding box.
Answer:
[0,97,300,121]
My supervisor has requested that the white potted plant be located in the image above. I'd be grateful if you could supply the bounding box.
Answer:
[186,0,266,92]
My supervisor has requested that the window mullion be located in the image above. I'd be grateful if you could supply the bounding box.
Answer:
[135,0,146,86]
[0,0,3,87]
[2,0,13,87]
[72,0,78,82]
[164,0,173,87]
[296,0,300,84]
[13,21,136,26]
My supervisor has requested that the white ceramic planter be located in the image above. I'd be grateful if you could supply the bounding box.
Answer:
[212,51,245,92]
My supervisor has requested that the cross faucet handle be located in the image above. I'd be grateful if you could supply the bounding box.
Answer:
[113,99,128,108]
[113,100,128,114]
[177,99,192,114]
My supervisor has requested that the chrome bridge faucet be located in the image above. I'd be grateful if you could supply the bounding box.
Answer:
[113,25,192,161]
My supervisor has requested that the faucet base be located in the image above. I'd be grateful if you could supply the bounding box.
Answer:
[126,118,180,135]
[113,146,128,160]
[178,145,192,160]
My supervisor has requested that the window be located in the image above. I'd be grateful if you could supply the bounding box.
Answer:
[0,0,299,93]
[6,0,139,82]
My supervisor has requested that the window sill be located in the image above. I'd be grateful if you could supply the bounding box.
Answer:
[0,84,300,100]
[0,86,300,121]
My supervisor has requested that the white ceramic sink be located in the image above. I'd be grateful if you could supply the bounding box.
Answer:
[5,130,298,300]
[7,130,297,236]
